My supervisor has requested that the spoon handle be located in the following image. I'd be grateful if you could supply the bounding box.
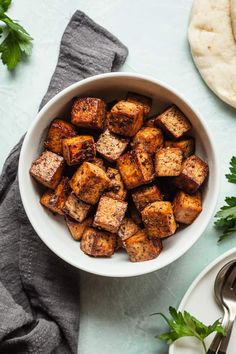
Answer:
[206,307,229,354]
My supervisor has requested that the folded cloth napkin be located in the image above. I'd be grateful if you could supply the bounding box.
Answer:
[0,10,128,354]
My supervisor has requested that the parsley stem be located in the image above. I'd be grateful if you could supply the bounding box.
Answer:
[201,339,207,354]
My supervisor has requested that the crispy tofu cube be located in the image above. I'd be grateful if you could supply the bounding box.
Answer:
[90,157,106,171]
[96,129,129,162]
[124,230,163,262]
[40,177,70,215]
[93,195,127,233]
[129,202,143,225]
[173,191,202,224]
[118,217,140,241]
[65,215,93,241]
[109,101,143,137]
[165,138,195,159]
[44,119,77,155]
[155,105,191,139]
[62,135,96,166]
[80,227,116,257]
[132,127,164,154]
[155,147,183,177]
[141,201,177,238]
[174,155,209,193]
[126,92,152,116]
[70,162,110,205]
[117,150,154,189]
[63,193,92,222]
[132,185,163,211]
[105,167,127,200]
[71,97,106,130]
[30,150,65,189]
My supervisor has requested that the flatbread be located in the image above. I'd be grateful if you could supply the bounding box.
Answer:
[188,0,236,108]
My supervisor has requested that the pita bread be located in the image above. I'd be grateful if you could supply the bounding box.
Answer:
[188,0,236,108]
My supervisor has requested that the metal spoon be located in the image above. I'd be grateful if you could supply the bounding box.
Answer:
[215,261,236,354]
[207,260,235,354]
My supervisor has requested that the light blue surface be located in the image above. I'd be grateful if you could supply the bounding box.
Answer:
[1,1,236,353]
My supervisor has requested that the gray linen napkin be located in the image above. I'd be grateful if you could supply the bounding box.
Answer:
[0,10,128,354]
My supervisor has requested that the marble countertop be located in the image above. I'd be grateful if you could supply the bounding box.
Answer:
[1,1,236,353]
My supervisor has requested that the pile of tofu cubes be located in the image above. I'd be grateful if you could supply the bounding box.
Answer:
[30,93,208,262]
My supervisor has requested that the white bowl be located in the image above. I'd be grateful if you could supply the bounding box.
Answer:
[18,72,219,277]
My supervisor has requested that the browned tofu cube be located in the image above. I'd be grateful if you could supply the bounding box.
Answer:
[65,215,93,241]
[165,138,195,159]
[44,119,77,155]
[96,129,129,162]
[90,157,106,171]
[40,177,70,215]
[117,150,154,189]
[71,97,106,130]
[109,101,143,137]
[118,217,140,241]
[132,127,164,154]
[124,230,163,262]
[174,155,209,193]
[30,150,65,189]
[80,227,116,257]
[70,162,110,205]
[132,185,163,211]
[126,92,152,116]
[173,191,202,224]
[155,147,183,177]
[155,105,191,139]
[93,195,127,233]
[141,201,177,238]
[62,135,96,166]
[105,167,127,200]
[63,193,92,222]
[129,204,143,225]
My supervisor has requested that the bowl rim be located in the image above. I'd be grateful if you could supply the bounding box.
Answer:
[18,72,220,277]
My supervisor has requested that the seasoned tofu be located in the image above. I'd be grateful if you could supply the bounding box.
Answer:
[155,147,183,177]
[105,167,127,200]
[93,195,127,233]
[65,215,93,241]
[62,135,96,166]
[132,127,164,154]
[126,92,152,116]
[90,157,106,171]
[30,150,64,189]
[63,193,92,222]
[70,162,110,205]
[165,138,195,159]
[129,202,143,225]
[71,97,106,130]
[174,155,209,193]
[141,201,177,238]
[118,217,140,241]
[80,227,116,257]
[96,129,129,162]
[132,184,163,211]
[155,105,191,139]
[173,191,202,224]
[44,119,77,155]
[124,230,163,262]
[40,177,70,215]
[109,100,143,137]
[117,150,154,189]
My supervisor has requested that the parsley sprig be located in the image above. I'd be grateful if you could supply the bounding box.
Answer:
[153,307,225,353]
[215,156,236,241]
[0,0,33,70]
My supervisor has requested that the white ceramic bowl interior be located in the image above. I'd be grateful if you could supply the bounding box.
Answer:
[18,73,219,277]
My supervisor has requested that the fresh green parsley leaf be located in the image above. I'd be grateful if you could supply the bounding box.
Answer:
[215,197,236,242]
[0,0,11,12]
[153,307,225,354]
[0,4,33,70]
[226,156,236,183]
